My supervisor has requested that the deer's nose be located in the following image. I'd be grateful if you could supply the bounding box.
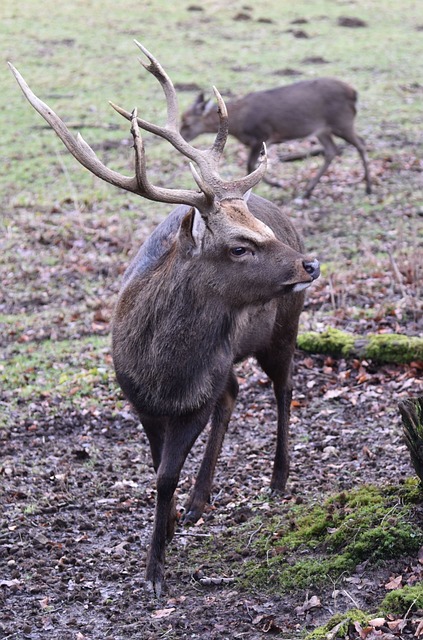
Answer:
[303,258,320,280]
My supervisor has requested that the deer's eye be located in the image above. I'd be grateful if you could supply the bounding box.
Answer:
[230,247,248,257]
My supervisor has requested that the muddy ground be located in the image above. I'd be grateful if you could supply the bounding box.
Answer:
[1,222,422,639]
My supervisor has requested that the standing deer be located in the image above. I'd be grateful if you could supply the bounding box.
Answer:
[9,42,320,596]
[180,78,372,197]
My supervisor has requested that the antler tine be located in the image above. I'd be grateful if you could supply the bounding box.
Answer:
[230,143,268,194]
[134,40,179,131]
[109,100,198,163]
[130,107,205,207]
[9,62,206,209]
[210,86,229,161]
[189,162,215,202]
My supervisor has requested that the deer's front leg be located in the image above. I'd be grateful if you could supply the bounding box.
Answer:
[145,407,212,597]
[183,371,238,524]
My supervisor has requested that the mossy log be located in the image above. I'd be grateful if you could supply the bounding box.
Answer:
[399,396,423,484]
[297,328,423,364]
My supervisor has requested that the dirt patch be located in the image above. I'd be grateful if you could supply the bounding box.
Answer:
[337,17,368,28]
[273,68,302,77]
[302,56,329,65]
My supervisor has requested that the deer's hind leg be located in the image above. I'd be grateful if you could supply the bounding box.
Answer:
[256,297,303,492]
[336,127,372,194]
[304,130,338,197]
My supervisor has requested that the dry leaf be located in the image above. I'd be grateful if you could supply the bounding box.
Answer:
[368,617,385,627]
[415,619,423,637]
[151,607,175,619]
[385,574,403,590]
[295,594,322,614]
[167,595,187,605]
[353,621,374,639]
[323,388,345,400]
[387,618,404,631]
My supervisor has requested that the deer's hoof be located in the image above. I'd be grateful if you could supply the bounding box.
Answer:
[146,557,166,598]
[146,578,164,599]
[181,506,203,525]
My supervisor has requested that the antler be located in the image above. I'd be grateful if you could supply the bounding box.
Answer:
[9,42,267,209]
[111,40,267,197]
[8,62,207,209]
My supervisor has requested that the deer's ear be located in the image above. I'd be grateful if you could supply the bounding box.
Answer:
[203,98,216,115]
[193,92,206,113]
[243,189,252,203]
[179,207,206,256]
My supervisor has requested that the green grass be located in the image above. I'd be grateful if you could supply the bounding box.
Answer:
[379,584,423,615]
[245,482,423,591]
[1,335,120,426]
[1,0,422,213]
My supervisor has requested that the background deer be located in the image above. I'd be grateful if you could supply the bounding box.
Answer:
[180,78,372,197]
[10,42,320,596]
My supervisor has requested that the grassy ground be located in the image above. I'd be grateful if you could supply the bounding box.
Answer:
[1,1,423,638]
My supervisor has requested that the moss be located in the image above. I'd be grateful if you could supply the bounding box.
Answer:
[238,483,423,592]
[363,334,423,364]
[379,584,423,616]
[297,329,423,364]
[304,609,370,640]
[297,328,356,358]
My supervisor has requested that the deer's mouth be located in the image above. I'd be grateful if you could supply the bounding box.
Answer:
[292,280,314,292]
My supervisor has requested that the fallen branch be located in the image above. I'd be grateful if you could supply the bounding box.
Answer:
[193,567,236,586]
[297,328,423,364]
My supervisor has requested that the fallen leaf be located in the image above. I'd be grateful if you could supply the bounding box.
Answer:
[415,619,423,637]
[385,575,403,590]
[167,595,187,605]
[323,388,345,400]
[387,618,404,631]
[353,621,374,639]
[295,594,322,614]
[368,617,385,627]
[151,608,175,619]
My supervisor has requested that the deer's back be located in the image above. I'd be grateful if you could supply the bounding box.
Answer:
[228,78,358,144]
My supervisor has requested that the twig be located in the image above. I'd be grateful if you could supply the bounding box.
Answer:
[328,274,337,310]
[175,531,212,538]
[247,523,263,547]
[196,575,235,586]
[404,597,418,620]
[387,248,407,298]
[341,588,360,608]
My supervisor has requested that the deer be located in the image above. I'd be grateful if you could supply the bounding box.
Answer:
[9,41,320,597]
[180,78,372,198]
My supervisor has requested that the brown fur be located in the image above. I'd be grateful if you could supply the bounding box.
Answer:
[112,193,319,594]
[180,78,371,197]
